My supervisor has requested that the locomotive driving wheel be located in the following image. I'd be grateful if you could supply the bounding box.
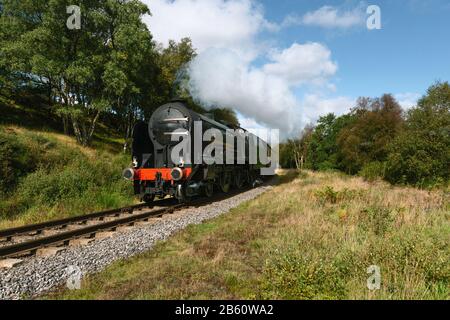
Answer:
[204,181,214,198]
[143,194,155,204]
[176,184,191,203]
[246,170,257,187]
[219,172,232,193]
[233,170,245,189]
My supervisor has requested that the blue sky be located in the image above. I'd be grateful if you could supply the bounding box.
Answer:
[144,0,450,135]
[258,0,450,98]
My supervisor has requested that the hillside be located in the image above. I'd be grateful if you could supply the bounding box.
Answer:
[0,119,135,230]
[51,171,449,300]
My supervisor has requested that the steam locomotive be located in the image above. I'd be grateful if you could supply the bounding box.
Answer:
[123,100,274,203]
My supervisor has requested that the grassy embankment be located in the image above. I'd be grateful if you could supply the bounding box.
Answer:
[52,170,449,300]
[0,99,135,229]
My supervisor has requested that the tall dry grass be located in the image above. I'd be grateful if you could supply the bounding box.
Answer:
[52,170,449,300]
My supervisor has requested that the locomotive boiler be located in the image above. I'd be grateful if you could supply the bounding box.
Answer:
[123,99,273,203]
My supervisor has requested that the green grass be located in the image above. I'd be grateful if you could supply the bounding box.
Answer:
[0,125,136,229]
[0,95,62,131]
[49,170,449,300]
[0,97,125,153]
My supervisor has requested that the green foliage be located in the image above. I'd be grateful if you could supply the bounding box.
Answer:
[280,126,314,169]
[337,95,403,174]
[358,206,393,236]
[0,127,134,223]
[385,82,450,187]
[359,161,386,182]
[279,140,299,168]
[0,128,77,194]
[314,186,363,205]
[307,113,355,171]
[210,108,240,127]
[0,131,32,193]
[280,84,449,188]
[10,153,132,217]
[261,250,347,299]
[157,38,197,104]
[367,225,450,297]
[314,186,340,204]
[0,0,158,146]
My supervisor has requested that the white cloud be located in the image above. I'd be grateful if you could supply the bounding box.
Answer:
[395,92,421,110]
[143,0,275,60]
[144,0,356,137]
[301,94,355,124]
[283,5,365,29]
[263,43,338,86]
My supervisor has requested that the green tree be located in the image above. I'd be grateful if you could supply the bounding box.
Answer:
[307,113,355,171]
[154,38,197,108]
[279,125,314,169]
[0,0,156,146]
[99,1,160,150]
[337,95,403,174]
[386,82,450,186]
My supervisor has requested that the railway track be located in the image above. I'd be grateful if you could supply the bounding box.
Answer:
[0,202,173,260]
[1,204,146,242]
[0,187,256,261]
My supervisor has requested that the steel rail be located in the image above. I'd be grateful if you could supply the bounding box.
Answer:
[0,204,147,240]
[0,183,263,259]
[0,198,176,240]
[0,206,179,259]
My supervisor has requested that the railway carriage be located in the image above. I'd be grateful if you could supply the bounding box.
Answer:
[123,100,273,203]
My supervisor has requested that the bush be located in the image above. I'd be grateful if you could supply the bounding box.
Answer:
[386,133,449,187]
[0,130,36,193]
[385,82,449,187]
[18,164,94,205]
[358,206,393,236]
[261,250,348,299]
[314,186,364,205]
[359,161,386,182]
[0,127,134,223]
[9,153,132,219]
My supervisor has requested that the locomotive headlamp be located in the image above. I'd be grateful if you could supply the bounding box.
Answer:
[132,157,138,168]
[171,167,183,181]
[123,168,135,181]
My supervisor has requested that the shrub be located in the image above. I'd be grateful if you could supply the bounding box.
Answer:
[261,251,347,299]
[337,95,403,174]
[314,186,364,205]
[358,206,393,236]
[11,153,132,219]
[0,128,134,223]
[359,161,386,182]
[0,130,36,193]
[385,82,450,187]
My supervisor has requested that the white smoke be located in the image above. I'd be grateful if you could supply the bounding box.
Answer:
[186,43,345,134]
[187,48,296,131]
[143,0,356,136]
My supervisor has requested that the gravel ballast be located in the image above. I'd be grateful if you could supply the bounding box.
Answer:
[0,184,272,300]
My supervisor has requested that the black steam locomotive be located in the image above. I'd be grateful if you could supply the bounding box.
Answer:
[123,100,273,203]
